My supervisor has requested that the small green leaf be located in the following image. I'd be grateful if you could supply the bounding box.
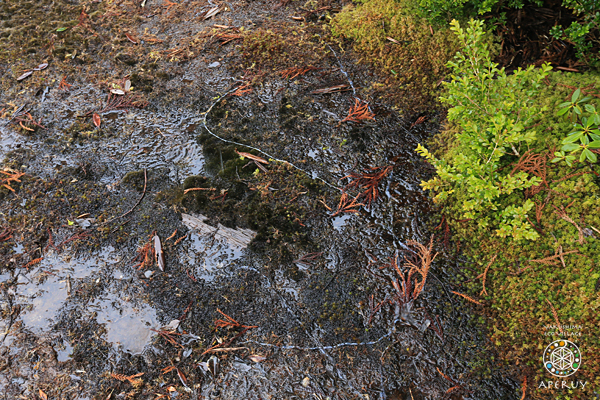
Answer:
[551,157,562,163]
[558,101,572,109]
[583,148,597,162]
[56,27,68,32]
[67,219,74,226]
[572,88,581,102]
[561,143,580,152]
[588,140,600,149]
[562,132,583,143]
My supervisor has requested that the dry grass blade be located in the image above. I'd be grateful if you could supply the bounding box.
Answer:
[310,84,349,95]
[183,187,216,194]
[343,165,392,208]
[235,149,268,164]
[214,309,258,330]
[340,98,375,123]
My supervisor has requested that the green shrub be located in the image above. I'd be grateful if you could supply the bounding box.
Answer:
[417,19,552,240]
[552,88,600,165]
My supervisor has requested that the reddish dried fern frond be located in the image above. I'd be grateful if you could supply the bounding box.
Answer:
[132,241,154,270]
[404,236,437,299]
[383,236,437,304]
[215,32,243,46]
[215,309,258,330]
[231,83,253,97]
[343,165,392,209]
[202,309,258,355]
[340,98,375,123]
[331,192,363,217]
[280,66,319,79]
[0,227,13,242]
[1,170,25,192]
[510,150,548,197]
[110,372,144,384]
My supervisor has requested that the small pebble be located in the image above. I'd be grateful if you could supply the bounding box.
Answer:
[207,61,221,68]
[144,270,154,278]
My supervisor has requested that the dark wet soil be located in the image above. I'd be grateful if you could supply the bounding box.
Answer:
[1,1,520,399]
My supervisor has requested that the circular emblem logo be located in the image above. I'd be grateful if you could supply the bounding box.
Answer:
[543,340,581,377]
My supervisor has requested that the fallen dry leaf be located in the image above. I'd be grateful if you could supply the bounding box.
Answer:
[235,149,268,164]
[248,355,266,362]
[17,71,33,81]
[93,113,101,128]
[125,32,138,44]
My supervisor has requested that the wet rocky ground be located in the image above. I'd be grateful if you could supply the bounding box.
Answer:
[1,0,520,399]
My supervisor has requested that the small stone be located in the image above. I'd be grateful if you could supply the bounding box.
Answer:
[207,61,221,68]
[302,377,310,387]
[144,270,154,278]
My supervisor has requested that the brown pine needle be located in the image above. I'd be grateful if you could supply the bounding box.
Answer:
[446,385,461,394]
[451,291,482,305]
[553,206,585,244]
[436,367,456,384]
[479,255,497,296]
[22,257,42,269]
[184,187,216,194]
[529,249,578,266]
[546,299,564,335]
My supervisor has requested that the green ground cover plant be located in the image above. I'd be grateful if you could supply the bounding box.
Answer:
[421,20,600,399]
[333,2,598,396]
[330,0,460,111]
